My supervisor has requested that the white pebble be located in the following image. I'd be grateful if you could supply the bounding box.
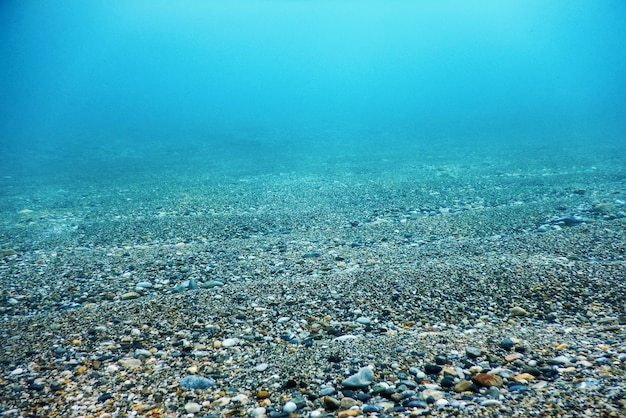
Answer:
[222,338,238,348]
[254,363,269,372]
[184,402,202,413]
[250,407,266,417]
[283,401,297,413]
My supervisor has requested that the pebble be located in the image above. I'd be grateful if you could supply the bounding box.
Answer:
[184,402,202,413]
[342,366,374,388]
[222,338,238,348]
[254,363,269,372]
[510,306,530,317]
[471,373,503,388]
[454,380,474,392]
[134,349,152,358]
[323,396,341,410]
[179,375,215,389]
[118,358,142,369]
[466,346,483,358]
[250,407,266,417]
[283,401,297,413]
[120,291,140,300]
[480,399,502,407]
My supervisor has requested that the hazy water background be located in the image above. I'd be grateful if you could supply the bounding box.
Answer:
[1,0,625,182]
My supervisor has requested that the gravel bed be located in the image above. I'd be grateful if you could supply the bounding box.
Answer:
[1,148,625,417]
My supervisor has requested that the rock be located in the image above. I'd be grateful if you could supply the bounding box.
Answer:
[179,375,215,389]
[340,397,357,409]
[222,338,238,348]
[121,292,140,300]
[323,396,341,410]
[500,338,515,350]
[254,363,269,372]
[0,249,17,257]
[466,346,483,358]
[337,410,359,418]
[424,364,442,374]
[421,389,444,401]
[471,373,503,388]
[509,306,530,317]
[283,401,297,413]
[513,373,535,382]
[356,317,371,325]
[134,349,152,359]
[454,380,474,392]
[251,407,266,417]
[184,402,202,413]
[342,366,374,388]
[118,358,142,369]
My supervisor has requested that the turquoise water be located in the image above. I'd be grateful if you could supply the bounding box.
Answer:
[1,0,625,180]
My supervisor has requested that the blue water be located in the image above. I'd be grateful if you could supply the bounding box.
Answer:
[1,0,625,178]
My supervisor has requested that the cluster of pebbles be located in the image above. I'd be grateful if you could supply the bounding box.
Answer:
[1,151,625,417]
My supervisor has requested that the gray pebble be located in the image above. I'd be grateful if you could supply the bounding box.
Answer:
[342,366,374,388]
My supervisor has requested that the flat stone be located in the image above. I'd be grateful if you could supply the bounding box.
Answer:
[222,338,238,348]
[471,373,503,388]
[118,358,142,369]
[510,306,530,317]
[121,292,141,300]
[342,366,374,388]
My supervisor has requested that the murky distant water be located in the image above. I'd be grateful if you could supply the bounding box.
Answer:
[1,1,625,183]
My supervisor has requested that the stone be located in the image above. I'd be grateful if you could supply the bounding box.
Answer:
[283,401,297,413]
[509,306,530,317]
[342,366,374,388]
[184,402,202,413]
[471,373,503,388]
[424,364,442,374]
[121,292,140,300]
[513,373,535,382]
[179,375,215,390]
[454,380,474,392]
[500,338,515,349]
[222,338,238,348]
[466,346,483,358]
[118,358,142,369]
[323,396,341,410]
[251,407,266,417]
[134,349,152,359]
[340,397,357,409]
[254,363,269,372]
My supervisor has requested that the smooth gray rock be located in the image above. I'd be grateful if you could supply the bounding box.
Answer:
[342,366,374,388]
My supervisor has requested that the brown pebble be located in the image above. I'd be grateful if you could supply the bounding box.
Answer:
[337,410,359,418]
[505,353,522,362]
[471,373,503,388]
[513,373,535,382]
[323,396,341,411]
[257,390,270,399]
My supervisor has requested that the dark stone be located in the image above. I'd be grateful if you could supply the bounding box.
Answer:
[499,338,515,350]
[434,355,449,365]
[424,364,442,374]
[440,376,455,388]
[97,393,113,403]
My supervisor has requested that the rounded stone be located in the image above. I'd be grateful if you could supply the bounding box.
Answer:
[184,402,202,413]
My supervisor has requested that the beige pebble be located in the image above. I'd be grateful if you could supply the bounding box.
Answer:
[509,306,530,317]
